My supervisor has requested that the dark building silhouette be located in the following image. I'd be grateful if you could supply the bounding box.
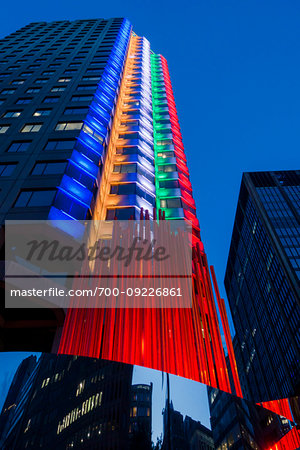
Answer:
[208,386,259,450]
[184,415,214,450]
[208,385,294,450]
[225,170,300,403]
[162,400,214,450]
[0,354,133,449]
[129,383,152,450]
[0,355,38,448]
[207,336,293,450]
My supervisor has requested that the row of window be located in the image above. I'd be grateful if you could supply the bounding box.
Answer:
[0,160,67,177]
[0,121,84,134]
[1,83,98,95]
[1,26,116,46]
[0,73,102,86]
[0,47,113,63]
[0,94,93,106]
[2,107,89,119]
[5,139,75,153]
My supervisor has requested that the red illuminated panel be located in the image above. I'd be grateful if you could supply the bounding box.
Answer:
[268,427,300,450]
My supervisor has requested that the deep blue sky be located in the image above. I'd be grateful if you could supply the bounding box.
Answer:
[0,0,299,441]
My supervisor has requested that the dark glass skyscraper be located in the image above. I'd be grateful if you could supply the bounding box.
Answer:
[225,170,300,402]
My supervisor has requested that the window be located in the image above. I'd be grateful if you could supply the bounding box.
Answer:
[86,68,102,73]
[26,88,40,93]
[106,207,136,220]
[160,198,182,209]
[157,164,177,173]
[76,85,97,91]
[31,161,67,175]
[157,151,175,158]
[43,97,59,103]
[110,184,136,195]
[159,180,180,189]
[3,111,21,118]
[1,89,15,94]
[14,189,56,207]
[16,98,32,104]
[11,79,25,85]
[82,76,100,81]
[51,86,65,92]
[21,72,33,77]
[0,163,17,176]
[42,71,55,76]
[82,124,103,142]
[0,125,9,134]
[33,109,52,117]
[63,107,89,115]
[156,139,173,146]
[21,123,42,133]
[58,77,71,83]
[44,139,76,151]
[113,164,137,173]
[118,133,139,140]
[55,122,83,131]
[7,141,30,152]
[35,78,49,84]
[71,95,93,102]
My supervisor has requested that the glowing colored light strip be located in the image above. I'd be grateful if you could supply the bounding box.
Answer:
[91,33,155,221]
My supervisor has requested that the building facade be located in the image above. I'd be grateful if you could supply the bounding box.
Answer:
[0,355,38,448]
[0,354,133,449]
[162,401,214,450]
[225,170,300,402]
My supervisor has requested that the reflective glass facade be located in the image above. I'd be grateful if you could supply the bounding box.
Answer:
[225,171,300,402]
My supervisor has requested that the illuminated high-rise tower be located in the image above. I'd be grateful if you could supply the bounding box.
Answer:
[0,17,240,396]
